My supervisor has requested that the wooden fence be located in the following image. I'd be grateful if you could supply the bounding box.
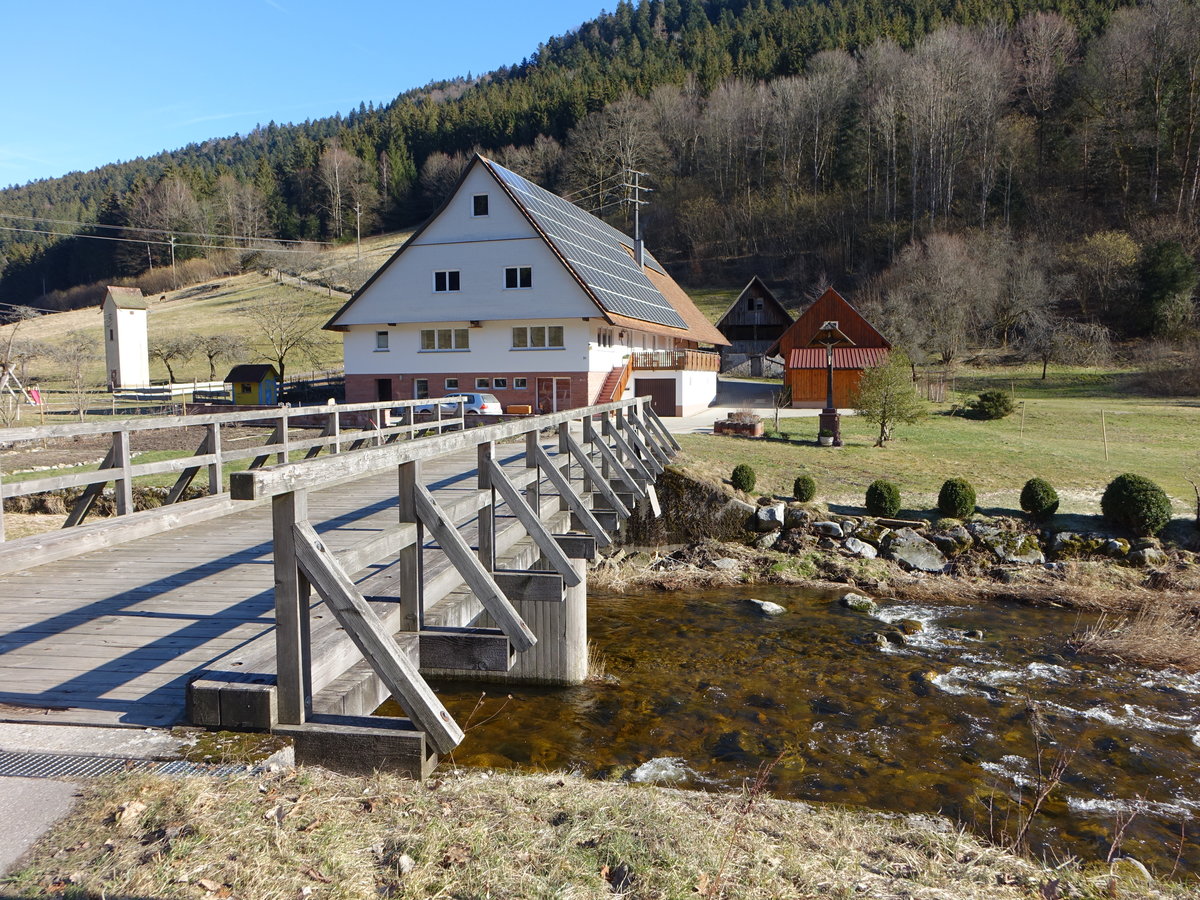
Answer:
[0,397,470,542]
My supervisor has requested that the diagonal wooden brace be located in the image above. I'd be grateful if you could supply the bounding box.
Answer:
[628,411,671,468]
[534,444,612,546]
[620,414,665,475]
[414,484,537,651]
[292,521,464,754]
[586,421,645,499]
[166,431,212,504]
[563,431,629,518]
[603,417,653,482]
[485,458,582,587]
[63,446,116,527]
[642,404,682,452]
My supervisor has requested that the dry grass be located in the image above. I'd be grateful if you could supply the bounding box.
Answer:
[0,512,66,539]
[1072,597,1200,671]
[7,767,1177,900]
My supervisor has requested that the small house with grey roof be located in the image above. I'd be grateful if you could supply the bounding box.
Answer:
[325,155,728,417]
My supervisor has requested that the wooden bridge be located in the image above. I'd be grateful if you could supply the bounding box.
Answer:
[0,396,678,776]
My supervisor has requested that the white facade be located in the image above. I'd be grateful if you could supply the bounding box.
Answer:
[102,290,149,389]
[332,156,723,414]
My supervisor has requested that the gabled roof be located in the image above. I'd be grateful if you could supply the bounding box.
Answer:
[104,286,148,310]
[715,276,793,330]
[224,364,278,383]
[786,347,889,369]
[768,286,890,358]
[325,155,727,345]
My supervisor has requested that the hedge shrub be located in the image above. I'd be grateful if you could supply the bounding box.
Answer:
[968,390,1014,420]
[1020,477,1060,522]
[938,478,977,518]
[1101,473,1173,536]
[865,479,901,517]
[731,464,756,493]
[793,474,816,502]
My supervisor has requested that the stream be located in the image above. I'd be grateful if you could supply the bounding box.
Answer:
[419,586,1200,874]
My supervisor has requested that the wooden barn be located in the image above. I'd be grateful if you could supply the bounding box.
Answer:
[714,276,794,375]
[767,287,891,409]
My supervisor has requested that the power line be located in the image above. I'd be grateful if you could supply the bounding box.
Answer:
[0,223,326,254]
[0,211,331,247]
[561,170,626,200]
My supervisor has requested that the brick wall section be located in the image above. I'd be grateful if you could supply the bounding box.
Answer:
[346,371,594,413]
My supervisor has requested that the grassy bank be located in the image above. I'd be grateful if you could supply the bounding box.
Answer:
[4,767,1185,900]
[685,367,1200,532]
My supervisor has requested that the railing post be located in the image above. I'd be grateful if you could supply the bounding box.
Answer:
[273,488,311,725]
[397,461,422,632]
[525,429,540,511]
[326,407,340,455]
[276,410,290,465]
[477,441,495,571]
[0,471,6,542]
[207,422,222,495]
[557,424,571,512]
[112,429,133,516]
[584,415,610,482]
[400,405,413,441]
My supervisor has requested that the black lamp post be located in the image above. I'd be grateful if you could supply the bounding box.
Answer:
[809,320,855,447]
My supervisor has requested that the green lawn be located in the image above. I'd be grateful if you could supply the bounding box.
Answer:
[680,367,1200,535]
[687,286,740,324]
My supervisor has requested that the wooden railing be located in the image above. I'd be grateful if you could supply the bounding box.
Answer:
[201,397,683,767]
[630,348,722,372]
[0,397,468,540]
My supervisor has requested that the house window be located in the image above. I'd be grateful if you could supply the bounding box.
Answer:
[375,330,389,351]
[513,377,527,389]
[414,378,429,399]
[420,328,469,351]
[445,377,459,390]
[597,328,613,348]
[493,377,508,389]
[239,383,252,394]
[512,325,564,349]
[504,266,532,289]
[747,295,763,311]
[434,270,461,292]
[472,194,489,217]
[475,377,490,389]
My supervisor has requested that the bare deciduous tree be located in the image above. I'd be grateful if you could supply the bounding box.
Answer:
[148,335,199,384]
[239,292,322,384]
[53,331,99,422]
[197,333,249,382]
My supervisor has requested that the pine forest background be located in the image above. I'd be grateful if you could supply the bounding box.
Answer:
[3,0,1200,381]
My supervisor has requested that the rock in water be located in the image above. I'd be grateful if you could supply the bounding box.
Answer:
[813,520,845,538]
[747,598,786,616]
[882,528,948,573]
[628,757,693,784]
[843,536,878,559]
[839,592,878,614]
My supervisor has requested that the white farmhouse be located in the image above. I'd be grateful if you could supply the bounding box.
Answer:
[326,155,727,416]
[101,286,150,389]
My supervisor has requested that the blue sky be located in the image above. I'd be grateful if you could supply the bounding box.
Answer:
[0,0,608,188]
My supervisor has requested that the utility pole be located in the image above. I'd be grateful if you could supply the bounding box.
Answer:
[624,168,651,267]
[169,236,177,289]
[354,204,362,260]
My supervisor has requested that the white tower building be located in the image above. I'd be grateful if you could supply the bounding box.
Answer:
[102,286,150,389]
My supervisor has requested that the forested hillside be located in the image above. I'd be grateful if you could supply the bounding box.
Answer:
[3,0,1199,377]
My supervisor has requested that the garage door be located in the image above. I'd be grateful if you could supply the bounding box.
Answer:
[633,378,676,417]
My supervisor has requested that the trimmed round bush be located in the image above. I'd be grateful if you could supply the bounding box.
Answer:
[865,479,901,517]
[793,474,816,503]
[731,464,756,493]
[1020,477,1060,522]
[938,478,976,518]
[1101,473,1173,536]
[968,390,1014,420]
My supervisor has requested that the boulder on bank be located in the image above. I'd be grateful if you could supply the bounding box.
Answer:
[854,521,892,547]
[754,502,787,531]
[930,525,973,556]
[882,528,948,573]
[972,525,1045,565]
[813,520,845,538]
[843,536,878,559]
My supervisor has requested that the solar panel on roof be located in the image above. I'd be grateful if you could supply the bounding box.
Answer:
[490,163,686,329]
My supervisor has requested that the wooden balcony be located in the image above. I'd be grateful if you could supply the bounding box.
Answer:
[630,349,721,372]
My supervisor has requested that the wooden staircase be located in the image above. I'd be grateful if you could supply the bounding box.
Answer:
[594,357,633,404]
